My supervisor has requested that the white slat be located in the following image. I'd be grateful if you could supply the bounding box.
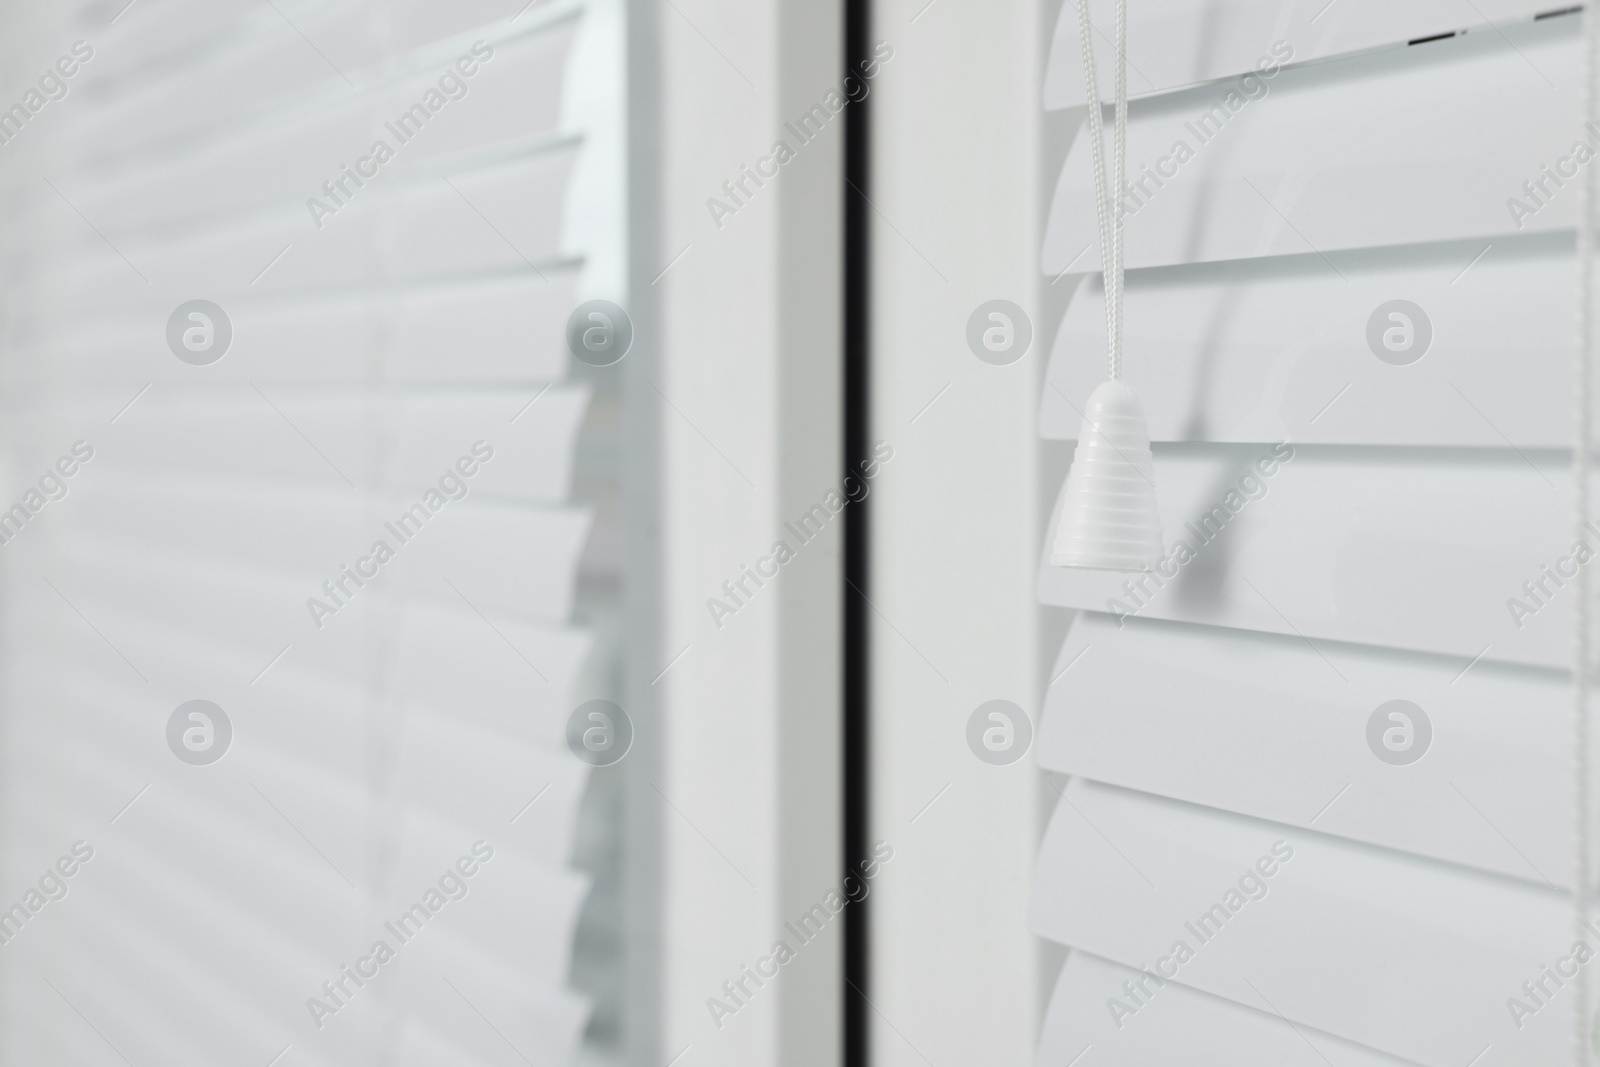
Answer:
[64,479,592,623]
[73,19,579,235]
[71,4,367,164]
[1032,777,1571,1065]
[1044,0,1555,108]
[1038,951,1410,1066]
[77,141,578,288]
[1043,18,1582,274]
[93,384,591,501]
[75,0,265,87]
[1038,449,1572,668]
[1043,612,1576,886]
[31,140,578,322]
[35,270,578,386]
[9,651,589,874]
[75,0,556,164]
[6,555,590,737]
[1040,235,1578,445]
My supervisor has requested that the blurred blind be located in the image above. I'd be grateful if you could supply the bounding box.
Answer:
[0,0,608,1064]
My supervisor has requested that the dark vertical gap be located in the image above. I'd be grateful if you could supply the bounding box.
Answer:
[842,0,871,1063]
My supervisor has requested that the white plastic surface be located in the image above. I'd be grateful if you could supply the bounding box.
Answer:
[1051,381,1165,572]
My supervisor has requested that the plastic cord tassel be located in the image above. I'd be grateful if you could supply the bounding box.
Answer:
[1051,380,1162,572]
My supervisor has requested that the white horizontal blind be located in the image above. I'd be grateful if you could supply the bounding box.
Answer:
[0,0,604,1064]
[1035,5,1594,1065]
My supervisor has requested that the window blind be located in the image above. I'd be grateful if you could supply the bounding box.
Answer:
[0,1,604,1063]
[1035,4,1592,1064]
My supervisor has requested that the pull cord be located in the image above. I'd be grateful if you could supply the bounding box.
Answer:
[1074,0,1128,381]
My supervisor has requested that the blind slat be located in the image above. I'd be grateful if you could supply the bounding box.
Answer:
[1043,612,1576,885]
[1041,237,1576,445]
[1039,450,1570,668]
[1044,0,1554,108]
[1044,19,1577,273]
[1033,778,1567,1065]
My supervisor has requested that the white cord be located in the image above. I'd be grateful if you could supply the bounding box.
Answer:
[1075,0,1129,382]
[1111,0,1127,383]
[1578,1,1597,1061]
